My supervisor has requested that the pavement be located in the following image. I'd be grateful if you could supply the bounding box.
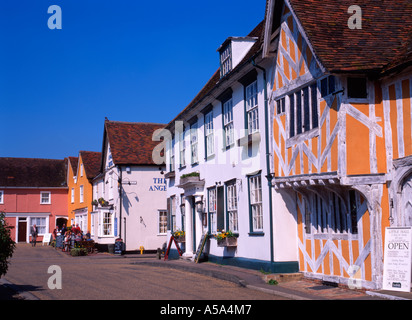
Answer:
[1,245,412,300]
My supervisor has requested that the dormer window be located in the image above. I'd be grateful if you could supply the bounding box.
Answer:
[220,44,232,77]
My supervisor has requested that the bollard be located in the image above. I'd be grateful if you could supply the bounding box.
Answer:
[139,246,144,255]
[156,248,161,260]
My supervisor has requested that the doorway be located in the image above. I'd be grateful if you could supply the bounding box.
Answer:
[18,218,27,242]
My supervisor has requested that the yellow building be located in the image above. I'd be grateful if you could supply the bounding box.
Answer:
[67,151,101,233]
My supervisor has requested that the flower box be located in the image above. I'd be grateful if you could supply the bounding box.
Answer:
[174,236,185,243]
[217,237,237,247]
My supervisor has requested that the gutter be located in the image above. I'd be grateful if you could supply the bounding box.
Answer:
[252,59,275,272]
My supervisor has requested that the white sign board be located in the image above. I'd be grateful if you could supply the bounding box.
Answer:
[42,233,52,246]
[382,227,412,292]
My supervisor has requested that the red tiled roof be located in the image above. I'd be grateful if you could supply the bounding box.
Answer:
[0,157,67,188]
[287,0,412,74]
[105,121,165,166]
[79,151,101,180]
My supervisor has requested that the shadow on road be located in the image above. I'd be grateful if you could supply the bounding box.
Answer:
[0,283,43,300]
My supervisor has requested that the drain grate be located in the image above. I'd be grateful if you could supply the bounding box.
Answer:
[308,285,335,291]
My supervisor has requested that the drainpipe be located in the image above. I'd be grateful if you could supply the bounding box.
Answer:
[252,59,275,272]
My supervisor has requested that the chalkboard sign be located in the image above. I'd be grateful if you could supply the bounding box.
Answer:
[194,232,208,263]
[114,239,124,255]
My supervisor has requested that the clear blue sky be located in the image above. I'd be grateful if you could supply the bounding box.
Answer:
[0,0,266,160]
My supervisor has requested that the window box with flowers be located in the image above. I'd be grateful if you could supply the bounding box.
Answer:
[214,230,238,247]
[173,230,185,243]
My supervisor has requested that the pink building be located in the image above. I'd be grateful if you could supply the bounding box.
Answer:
[0,158,68,243]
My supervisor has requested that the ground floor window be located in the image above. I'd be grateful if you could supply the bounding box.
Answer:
[99,211,113,237]
[249,174,263,232]
[208,187,217,234]
[226,182,238,232]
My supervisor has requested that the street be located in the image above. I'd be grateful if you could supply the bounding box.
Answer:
[3,244,287,300]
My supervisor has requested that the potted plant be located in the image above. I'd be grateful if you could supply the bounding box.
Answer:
[173,230,185,243]
[214,230,238,247]
[98,197,109,207]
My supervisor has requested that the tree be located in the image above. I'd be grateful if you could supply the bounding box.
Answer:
[0,211,16,278]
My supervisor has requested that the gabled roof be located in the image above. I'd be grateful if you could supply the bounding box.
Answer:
[0,157,67,188]
[79,151,101,180]
[285,0,412,74]
[68,157,78,175]
[104,120,165,166]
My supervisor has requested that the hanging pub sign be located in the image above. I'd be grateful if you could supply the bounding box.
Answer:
[382,227,412,292]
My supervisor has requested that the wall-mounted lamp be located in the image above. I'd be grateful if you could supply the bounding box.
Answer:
[180,203,185,216]
[195,196,204,213]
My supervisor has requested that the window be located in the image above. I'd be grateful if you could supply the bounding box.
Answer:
[170,196,176,232]
[80,185,84,203]
[180,194,185,231]
[223,99,234,147]
[208,188,217,234]
[320,75,335,98]
[179,128,186,168]
[249,175,263,232]
[80,164,84,177]
[246,81,259,134]
[31,217,47,234]
[40,191,51,204]
[226,182,238,232]
[101,211,113,236]
[220,44,232,77]
[347,77,367,99]
[0,190,3,204]
[190,122,198,164]
[158,210,167,234]
[169,136,175,172]
[306,191,359,235]
[287,83,319,138]
[205,111,214,157]
[71,188,75,203]
[276,97,285,114]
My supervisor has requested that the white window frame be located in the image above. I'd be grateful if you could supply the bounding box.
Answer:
[80,164,84,177]
[246,80,259,134]
[205,111,214,157]
[0,190,3,204]
[158,210,167,235]
[40,191,51,205]
[71,188,75,203]
[220,44,232,77]
[249,175,263,232]
[80,185,84,203]
[223,99,234,147]
[99,211,113,237]
[169,137,175,172]
[227,183,238,232]
[208,188,217,234]
[179,128,186,168]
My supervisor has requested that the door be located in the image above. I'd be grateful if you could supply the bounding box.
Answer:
[217,187,225,231]
[18,221,27,242]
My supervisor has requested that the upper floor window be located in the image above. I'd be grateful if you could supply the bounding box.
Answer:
[220,44,232,77]
[71,188,75,203]
[190,122,198,164]
[40,191,51,204]
[246,80,259,134]
[80,164,84,177]
[179,128,186,168]
[288,82,318,138]
[223,99,234,147]
[205,111,214,158]
[320,75,335,98]
[169,136,175,172]
[0,190,3,204]
[80,185,84,203]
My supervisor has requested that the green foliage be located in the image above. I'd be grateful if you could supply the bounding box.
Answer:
[180,172,200,179]
[0,212,16,278]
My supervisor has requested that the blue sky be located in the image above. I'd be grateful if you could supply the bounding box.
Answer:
[0,0,266,159]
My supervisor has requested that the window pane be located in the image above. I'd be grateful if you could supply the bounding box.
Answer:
[303,87,310,132]
[311,83,318,129]
[289,94,295,137]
